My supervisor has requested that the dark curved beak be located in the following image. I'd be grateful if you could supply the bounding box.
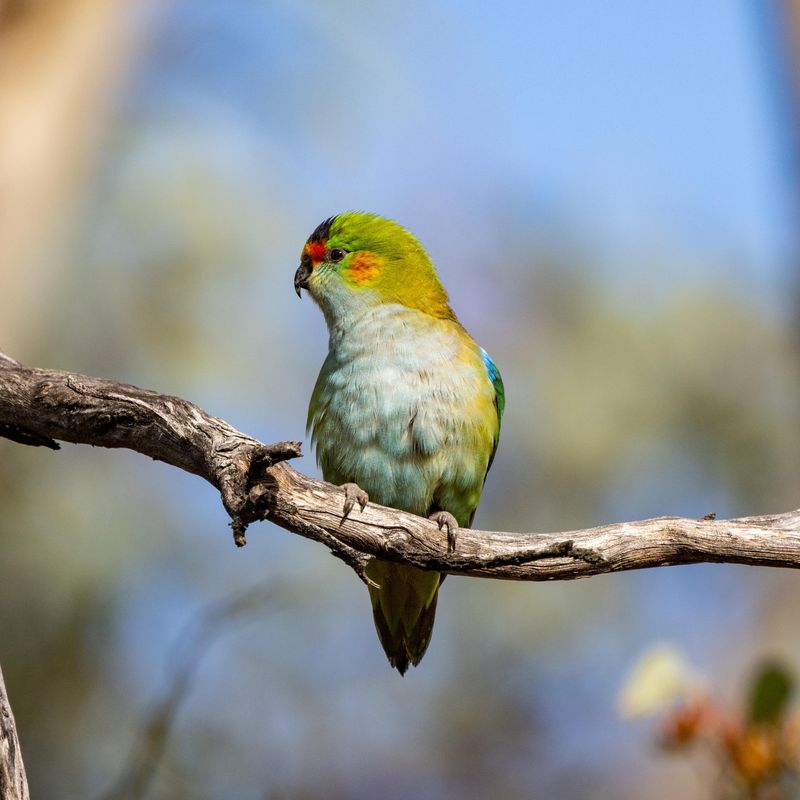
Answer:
[294,262,311,298]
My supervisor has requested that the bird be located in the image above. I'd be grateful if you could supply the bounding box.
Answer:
[294,212,504,674]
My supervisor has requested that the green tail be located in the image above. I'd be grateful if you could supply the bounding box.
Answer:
[364,560,442,675]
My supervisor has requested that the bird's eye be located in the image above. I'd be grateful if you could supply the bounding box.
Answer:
[329,247,347,263]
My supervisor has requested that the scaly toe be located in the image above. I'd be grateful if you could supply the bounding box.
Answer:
[341,482,369,520]
[430,511,459,553]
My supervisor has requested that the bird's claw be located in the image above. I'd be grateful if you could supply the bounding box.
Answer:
[341,482,368,520]
[430,511,459,552]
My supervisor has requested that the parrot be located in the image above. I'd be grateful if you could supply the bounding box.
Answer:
[293,212,504,674]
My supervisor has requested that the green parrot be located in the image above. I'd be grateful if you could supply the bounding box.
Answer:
[294,212,504,674]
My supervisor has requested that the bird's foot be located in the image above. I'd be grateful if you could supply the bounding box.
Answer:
[430,510,459,553]
[341,482,369,520]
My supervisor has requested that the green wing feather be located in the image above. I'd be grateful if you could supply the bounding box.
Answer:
[465,350,504,528]
[482,348,504,478]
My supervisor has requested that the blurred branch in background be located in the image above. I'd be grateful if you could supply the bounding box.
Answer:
[758,0,800,339]
[0,0,159,352]
[2,350,800,582]
[771,0,800,202]
[97,584,285,800]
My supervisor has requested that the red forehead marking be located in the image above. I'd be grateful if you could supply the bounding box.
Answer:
[307,240,326,264]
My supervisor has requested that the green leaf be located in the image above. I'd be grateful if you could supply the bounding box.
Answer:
[748,662,794,725]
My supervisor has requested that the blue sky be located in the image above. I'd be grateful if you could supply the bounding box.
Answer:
[134,0,793,289]
[293,0,791,275]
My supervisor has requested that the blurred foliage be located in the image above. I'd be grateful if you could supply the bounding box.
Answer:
[1,2,799,800]
[618,644,705,718]
[750,664,795,726]
[625,652,800,799]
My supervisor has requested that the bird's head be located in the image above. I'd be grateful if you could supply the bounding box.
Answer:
[294,212,454,325]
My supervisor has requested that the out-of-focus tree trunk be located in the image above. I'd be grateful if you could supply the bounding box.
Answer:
[0,0,158,352]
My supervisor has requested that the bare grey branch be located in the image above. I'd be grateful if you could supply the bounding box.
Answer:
[1,349,799,584]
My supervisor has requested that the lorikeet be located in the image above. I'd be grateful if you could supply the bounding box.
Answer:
[294,212,504,674]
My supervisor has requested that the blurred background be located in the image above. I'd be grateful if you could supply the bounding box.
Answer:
[1,1,799,798]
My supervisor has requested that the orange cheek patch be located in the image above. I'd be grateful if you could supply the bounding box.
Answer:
[346,251,382,285]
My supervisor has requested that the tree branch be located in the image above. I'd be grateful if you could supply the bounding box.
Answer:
[0,664,29,800]
[1,351,800,585]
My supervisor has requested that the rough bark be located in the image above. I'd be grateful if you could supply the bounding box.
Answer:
[1,351,800,584]
[0,664,29,800]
